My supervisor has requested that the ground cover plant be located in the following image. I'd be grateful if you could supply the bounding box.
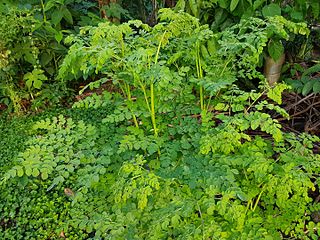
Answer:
[0,8,320,239]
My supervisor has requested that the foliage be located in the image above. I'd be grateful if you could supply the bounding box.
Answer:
[0,2,320,239]
[285,63,320,95]
[0,105,114,239]
[1,93,320,239]
[175,0,320,30]
[58,9,308,140]
[0,117,31,174]
[1,8,320,240]
[0,0,103,113]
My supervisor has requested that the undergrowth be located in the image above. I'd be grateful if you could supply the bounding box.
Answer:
[1,98,320,239]
[0,9,319,240]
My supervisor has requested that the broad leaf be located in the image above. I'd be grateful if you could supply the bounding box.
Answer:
[302,80,314,96]
[24,69,48,90]
[313,80,320,93]
[268,40,284,61]
[262,3,281,17]
[51,9,64,25]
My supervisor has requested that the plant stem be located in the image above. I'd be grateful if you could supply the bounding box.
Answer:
[124,83,139,128]
[138,80,151,113]
[196,42,204,111]
[150,83,157,136]
[40,0,47,22]
[150,31,167,137]
[252,189,264,212]
[245,89,267,114]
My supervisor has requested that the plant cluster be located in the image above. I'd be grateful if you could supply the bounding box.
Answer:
[0,0,103,113]
[1,95,320,239]
[1,9,320,239]
[285,63,320,96]
[176,0,319,29]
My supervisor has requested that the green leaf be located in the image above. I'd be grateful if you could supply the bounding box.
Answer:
[188,0,198,17]
[16,167,24,177]
[25,167,32,176]
[92,175,99,183]
[290,10,303,21]
[171,215,180,227]
[267,83,289,104]
[215,103,227,111]
[62,6,73,24]
[47,176,64,191]
[262,3,281,17]
[41,168,49,180]
[207,38,217,56]
[207,205,215,215]
[51,9,64,25]
[24,51,37,65]
[32,168,40,177]
[55,31,63,43]
[230,0,240,12]
[311,1,319,18]
[174,0,186,11]
[33,79,43,89]
[44,1,56,11]
[253,0,266,10]
[218,0,228,8]
[147,143,158,155]
[9,169,16,178]
[24,69,47,90]
[302,64,320,77]
[302,81,315,96]
[251,119,260,130]
[268,40,284,61]
[41,171,49,180]
[237,191,249,201]
[313,81,320,93]
[44,24,58,35]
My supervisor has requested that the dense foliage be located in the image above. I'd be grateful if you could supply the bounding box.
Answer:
[0,1,319,239]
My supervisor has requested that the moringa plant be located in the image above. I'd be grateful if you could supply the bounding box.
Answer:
[58,9,309,137]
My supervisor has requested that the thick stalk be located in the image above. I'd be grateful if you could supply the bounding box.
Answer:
[139,82,151,113]
[150,31,167,137]
[131,70,151,113]
[123,83,139,128]
[150,83,157,136]
[196,43,204,111]
[264,54,285,86]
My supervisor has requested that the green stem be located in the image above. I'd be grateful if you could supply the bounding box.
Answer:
[150,83,157,137]
[252,189,264,212]
[245,89,267,114]
[155,32,166,65]
[150,31,167,137]
[200,85,204,110]
[206,95,212,112]
[196,42,204,111]
[220,57,232,77]
[40,0,47,22]
[138,80,151,113]
[124,83,139,128]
